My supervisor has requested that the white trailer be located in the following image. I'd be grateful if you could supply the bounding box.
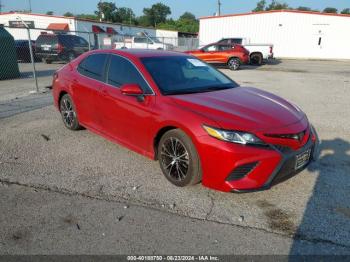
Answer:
[199,10,350,60]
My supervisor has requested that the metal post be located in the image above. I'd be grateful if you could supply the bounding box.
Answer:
[17,16,39,93]
[87,32,91,51]
[27,27,39,93]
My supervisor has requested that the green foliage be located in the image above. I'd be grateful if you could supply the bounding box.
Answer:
[157,12,199,33]
[76,14,99,21]
[113,7,136,24]
[63,12,74,17]
[180,12,196,21]
[253,0,266,12]
[323,7,338,13]
[340,8,350,14]
[143,3,171,27]
[265,0,289,11]
[46,11,54,15]
[253,1,325,13]
[296,6,311,11]
[95,1,117,22]
[68,2,198,33]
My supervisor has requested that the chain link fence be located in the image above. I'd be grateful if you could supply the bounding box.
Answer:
[0,25,199,100]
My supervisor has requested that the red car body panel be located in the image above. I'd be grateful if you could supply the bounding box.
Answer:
[52,49,316,193]
[185,43,250,65]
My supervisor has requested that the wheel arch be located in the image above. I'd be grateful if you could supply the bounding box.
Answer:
[57,91,69,111]
[227,56,241,64]
[250,52,263,65]
[153,122,201,160]
[250,51,263,58]
[153,126,178,160]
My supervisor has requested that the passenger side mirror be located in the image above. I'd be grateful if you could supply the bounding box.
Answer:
[120,84,144,102]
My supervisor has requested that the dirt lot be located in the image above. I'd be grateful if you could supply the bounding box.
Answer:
[0,59,349,254]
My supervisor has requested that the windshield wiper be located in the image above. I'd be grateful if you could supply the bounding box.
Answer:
[164,85,235,96]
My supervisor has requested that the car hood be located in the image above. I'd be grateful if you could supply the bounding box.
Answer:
[170,87,306,132]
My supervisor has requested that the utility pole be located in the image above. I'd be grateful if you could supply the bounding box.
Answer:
[0,0,3,13]
[28,0,32,13]
[217,0,222,16]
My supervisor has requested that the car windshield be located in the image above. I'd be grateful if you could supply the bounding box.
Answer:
[150,37,162,43]
[141,56,239,95]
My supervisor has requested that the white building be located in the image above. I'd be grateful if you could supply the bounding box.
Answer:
[0,12,181,47]
[199,10,350,60]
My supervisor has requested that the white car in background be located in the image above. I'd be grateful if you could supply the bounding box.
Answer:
[113,35,174,50]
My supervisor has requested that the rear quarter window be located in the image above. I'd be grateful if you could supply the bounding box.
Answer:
[77,53,108,81]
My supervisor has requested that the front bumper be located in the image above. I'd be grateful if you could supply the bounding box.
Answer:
[232,134,316,193]
[197,125,317,192]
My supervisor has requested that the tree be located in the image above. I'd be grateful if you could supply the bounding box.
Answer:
[179,12,196,21]
[143,3,171,27]
[341,8,350,14]
[296,6,311,11]
[265,0,289,11]
[63,12,74,17]
[46,11,54,15]
[95,1,117,21]
[76,14,99,21]
[323,7,338,13]
[114,7,135,24]
[253,0,266,12]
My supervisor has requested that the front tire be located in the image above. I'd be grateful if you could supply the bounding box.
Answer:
[59,94,82,131]
[158,129,201,187]
[227,58,240,71]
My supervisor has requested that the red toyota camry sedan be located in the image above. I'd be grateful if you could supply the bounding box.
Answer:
[52,49,317,193]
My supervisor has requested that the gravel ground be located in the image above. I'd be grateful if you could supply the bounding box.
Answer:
[0,59,349,254]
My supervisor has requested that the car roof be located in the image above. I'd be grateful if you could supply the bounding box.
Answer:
[90,49,190,59]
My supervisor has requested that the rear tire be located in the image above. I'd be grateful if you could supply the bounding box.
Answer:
[158,129,201,187]
[227,58,240,71]
[59,94,82,131]
[250,53,263,65]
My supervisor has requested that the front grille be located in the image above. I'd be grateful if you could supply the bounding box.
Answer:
[273,144,292,153]
[226,162,258,181]
[265,130,306,142]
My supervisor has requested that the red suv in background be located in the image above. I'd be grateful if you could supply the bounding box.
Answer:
[185,43,250,70]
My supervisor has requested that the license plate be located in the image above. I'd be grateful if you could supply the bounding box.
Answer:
[295,149,311,170]
[43,47,50,51]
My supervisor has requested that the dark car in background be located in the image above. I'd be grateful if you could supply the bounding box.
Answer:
[35,34,90,64]
[15,40,39,63]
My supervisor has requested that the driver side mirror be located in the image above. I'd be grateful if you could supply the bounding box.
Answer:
[120,83,143,96]
[120,84,145,102]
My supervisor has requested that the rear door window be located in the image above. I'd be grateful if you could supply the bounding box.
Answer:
[78,54,108,81]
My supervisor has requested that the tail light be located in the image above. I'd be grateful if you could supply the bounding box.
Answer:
[269,46,273,54]
[57,43,64,53]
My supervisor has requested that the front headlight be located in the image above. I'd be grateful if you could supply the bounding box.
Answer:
[203,125,266,145]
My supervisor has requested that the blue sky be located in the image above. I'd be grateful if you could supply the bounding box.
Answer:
[2,0,350,18]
